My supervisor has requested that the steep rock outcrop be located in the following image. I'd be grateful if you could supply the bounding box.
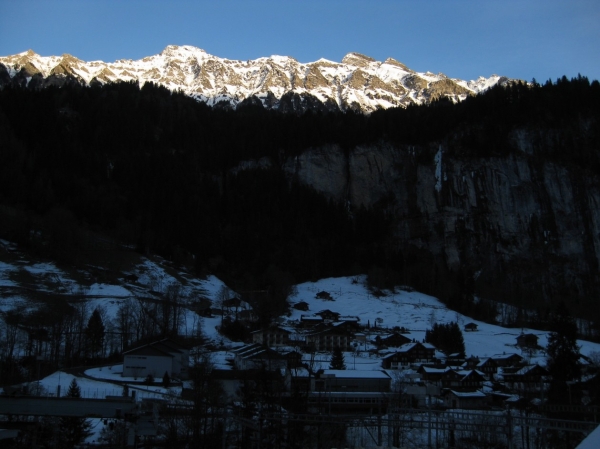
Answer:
[283,138,600,307]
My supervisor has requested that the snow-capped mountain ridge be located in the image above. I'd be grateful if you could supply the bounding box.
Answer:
[0,45,514,112]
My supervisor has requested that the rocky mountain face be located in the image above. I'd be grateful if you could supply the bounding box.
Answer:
[281,134,600,309]
[0,45,511,112]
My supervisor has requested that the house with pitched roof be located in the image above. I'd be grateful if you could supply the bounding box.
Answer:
[299,315,323,328]
[464,322,478,332]
[122,338,189,379]
[374,332,412,348]
[442,389,488,409]
[491,353,523,368]
[502,364,549,392]
[474,358,498,380]
[305,326,354,351]
[251,326,291,347]
[308,369,392,414]
[231,343,288,371]
[315,309,340,322]
[381,342,436,369]
[516,333,539,349]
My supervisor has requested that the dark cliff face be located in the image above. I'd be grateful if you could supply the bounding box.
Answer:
[284,135,600,313]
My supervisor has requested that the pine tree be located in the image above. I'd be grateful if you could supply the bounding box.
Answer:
[85,308,105,359]
[162,371,171,388]
[329,346,346,370]
[60,378,92,448]
[425,322,465,356]
[546,302,582,404]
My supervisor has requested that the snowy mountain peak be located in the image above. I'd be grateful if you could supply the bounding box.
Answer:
[160,44,208,59]
[342,52,376,67]
[0,46,517,113]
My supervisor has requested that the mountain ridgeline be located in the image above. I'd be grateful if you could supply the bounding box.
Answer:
[0,76,599,334]
[0,46,509,113]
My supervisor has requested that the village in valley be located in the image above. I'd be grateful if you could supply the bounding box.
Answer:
[2,246,600,447]
[182,278,586,415]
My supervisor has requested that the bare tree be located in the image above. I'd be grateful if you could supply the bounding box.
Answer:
[215,285,231,326]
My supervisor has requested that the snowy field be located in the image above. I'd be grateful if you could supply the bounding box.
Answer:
[284,275,600,366]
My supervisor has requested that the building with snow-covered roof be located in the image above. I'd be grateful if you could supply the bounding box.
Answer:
[442,389,488,409]
[231,343,287,371]
[315,309,340,322]
[491,353,523,368]
[502,364,548,393]
[516,333,539,349]
[464,322,478,332]
[463,357,498,380]
[374,332,412,348]
[308,369,392,414]
[122,338,189,379]
[381,342,436,369]
[305,327,354,352]
[299,315,323,328]
[446,369,486,390]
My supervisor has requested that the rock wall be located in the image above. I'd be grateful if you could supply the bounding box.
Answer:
[283,140,600,308]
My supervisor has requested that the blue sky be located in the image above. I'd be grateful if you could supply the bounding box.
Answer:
[1,0,599,82]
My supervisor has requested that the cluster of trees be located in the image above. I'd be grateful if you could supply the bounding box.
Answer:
[0,298,109,385]
[0,278,204,386]
[546,303,583,405]
[425,321,465,356]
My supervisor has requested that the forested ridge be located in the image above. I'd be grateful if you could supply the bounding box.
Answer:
[0,75,599,324]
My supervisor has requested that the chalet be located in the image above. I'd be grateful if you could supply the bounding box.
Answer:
[417,365,450,384]
[332,319,360,332]
[315,309,340,322]
[473,358,498,380]
[375,332,412,348]
[251,326,291,347]
[315,291,333,300]
[418,367,485,391]
[445,353,466,366]
[299,315,323,328]
[231,344,287,371]
[338,315,360,327]
[122,338,189,380]
[293,301,309,311]
[442,389,488,409]
[464,323,478,332]
[516,333,539,349]
[454,370,486,390]
[502,364,548,392]
[491,353,523,368]
[382,342,436,369]
[305,327,354,352]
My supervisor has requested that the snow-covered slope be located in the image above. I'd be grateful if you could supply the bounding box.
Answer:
[0,45,514,112]
[284,276,600,364]
[2,238,599,363]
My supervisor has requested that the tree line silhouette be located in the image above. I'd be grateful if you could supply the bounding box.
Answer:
[0,74,599,328]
